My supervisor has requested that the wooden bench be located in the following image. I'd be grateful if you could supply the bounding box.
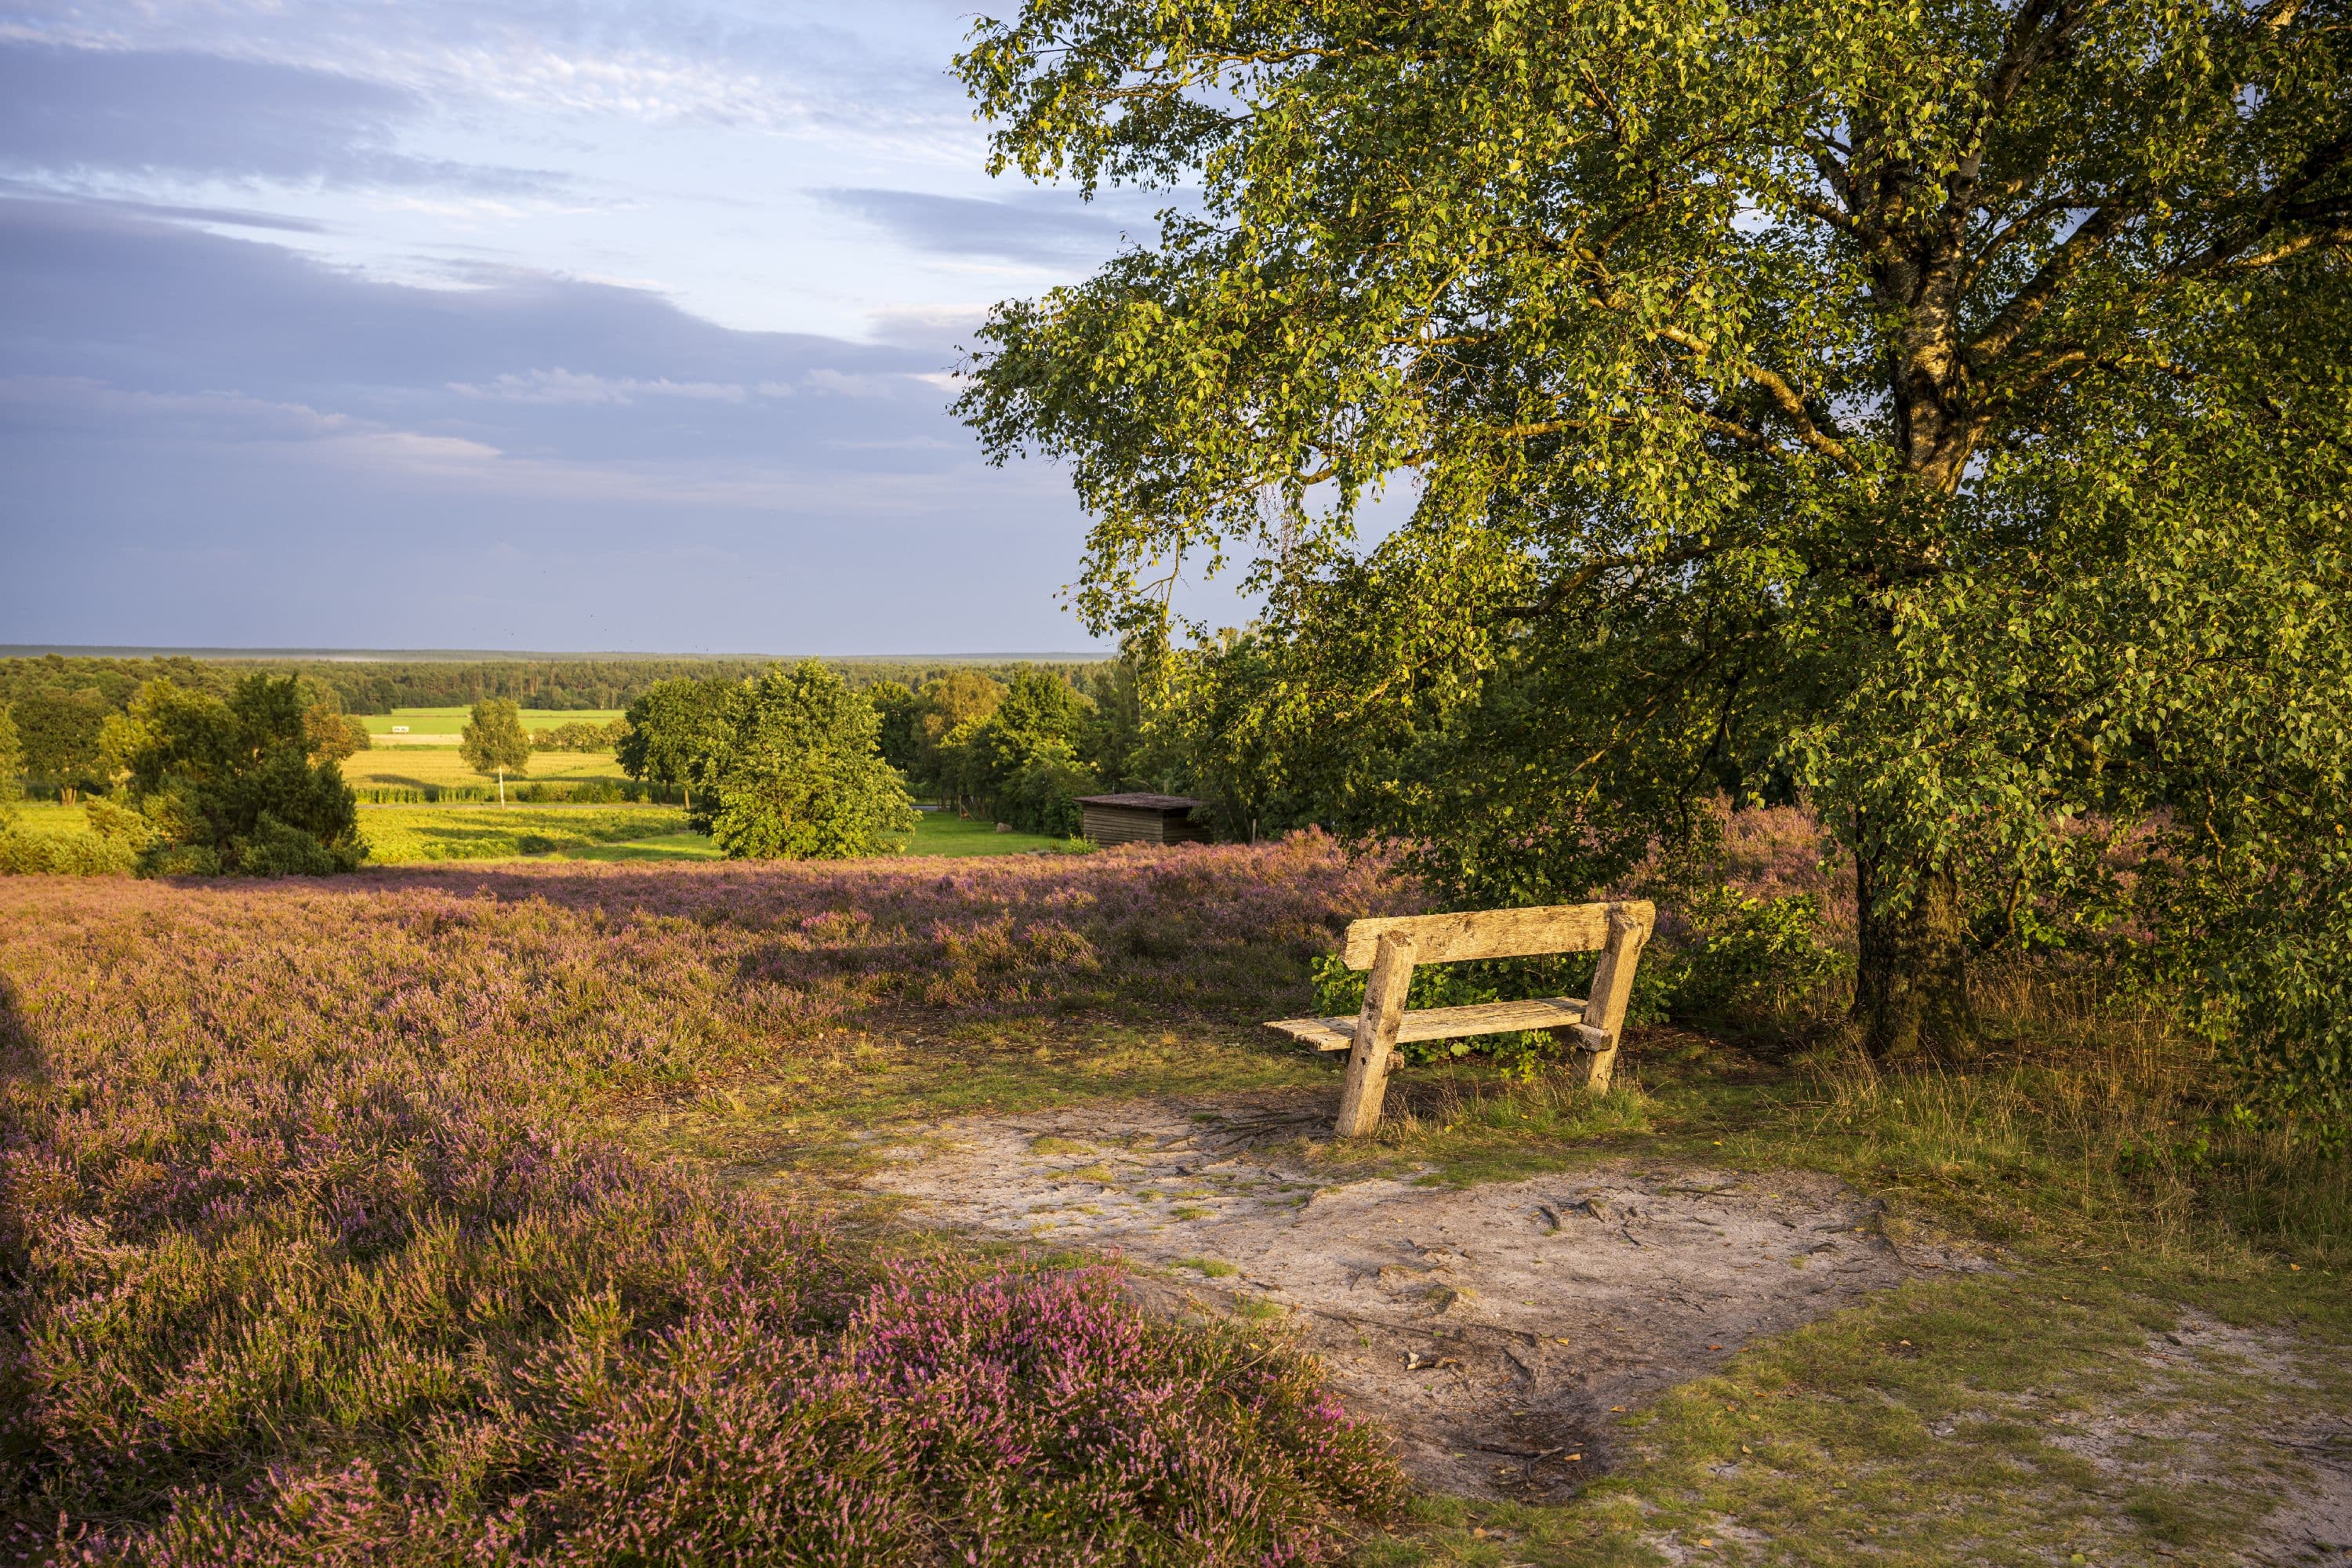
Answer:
[1266,901,1657,1137]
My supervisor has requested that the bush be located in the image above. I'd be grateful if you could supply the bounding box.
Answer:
[0,826,136,876]
[83,797,157,851]
[141,842,223,877]
[532,717,630,753]
[1661,884,1852,1020]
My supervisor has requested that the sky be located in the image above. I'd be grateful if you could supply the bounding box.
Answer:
[0,0,1191,654]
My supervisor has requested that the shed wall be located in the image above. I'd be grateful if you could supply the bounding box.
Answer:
[1080,804,1212,845]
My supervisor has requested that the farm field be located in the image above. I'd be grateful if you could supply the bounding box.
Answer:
[343,747,630,789]
[2,829,2343,1564]
[12,801,1083,865]
[361,805,1076,864]
[358,706,628,737]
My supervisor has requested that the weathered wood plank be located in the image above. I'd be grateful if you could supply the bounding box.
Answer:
[1266,995,1599,1051]
[1572,906,1655,1093]
[1334,931,1416,1138]
[1340,901,1656,969]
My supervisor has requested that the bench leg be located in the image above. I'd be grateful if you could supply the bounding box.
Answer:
[1572,907,1653,1096]
[1552,1026,1620,1093]
[1334,931,1417,1138]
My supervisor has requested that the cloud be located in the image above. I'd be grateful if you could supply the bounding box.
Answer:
[814,187,1137,266]
[0,40,557,191]
[0,180,332,232]
[0,195,998,490]
[449,368,794,405]
[2,4,977,147]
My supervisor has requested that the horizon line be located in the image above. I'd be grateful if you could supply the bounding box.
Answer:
[2,645,1117,663]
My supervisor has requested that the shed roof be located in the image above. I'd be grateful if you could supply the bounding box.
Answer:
[1074,793,1205,813]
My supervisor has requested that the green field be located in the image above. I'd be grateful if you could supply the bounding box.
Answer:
[359,805,698,863]
[364,808,1077,864]
[14,800,1081,866]
[343,749,630,789]
[358,706,627,736]
[7,803,94,840]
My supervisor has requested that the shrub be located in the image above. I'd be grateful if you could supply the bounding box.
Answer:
[532,717,630,753]
[84,797,156,849]
[0,825,136,876]
[1660,884,1853,1020]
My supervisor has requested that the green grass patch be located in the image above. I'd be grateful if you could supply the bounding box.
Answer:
[358,804,691,863]
[1178,1258,1240,1278]
[352,808,1079,866]
[1357,1263,2350,1567]
[903,811,1085,856]
[5,802,96,840]
[343,747,631,789]
[357,706,626,735]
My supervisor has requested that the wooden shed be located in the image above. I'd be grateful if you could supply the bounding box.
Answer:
[1076,793,1213,846]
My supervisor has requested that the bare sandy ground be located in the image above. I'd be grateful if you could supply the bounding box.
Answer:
[866,1088,2347,1558]
[869,1091,1976,1498]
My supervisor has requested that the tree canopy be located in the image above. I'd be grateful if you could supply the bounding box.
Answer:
[0,705,20,810]
[688,662,921,860]
[111,675,365,876]
[618,680,735,808]
[459,700,532,798]
[956,0,2352,1098]
[13,687,109,799]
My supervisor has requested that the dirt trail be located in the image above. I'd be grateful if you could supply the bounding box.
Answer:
[870,1091,1972,1497]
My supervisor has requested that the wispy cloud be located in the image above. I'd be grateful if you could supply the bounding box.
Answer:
[0,41,560,192]
[814,187,1137,266]
[449,368,794,405]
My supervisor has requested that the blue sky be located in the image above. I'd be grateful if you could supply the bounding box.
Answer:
[0,1,1179,653]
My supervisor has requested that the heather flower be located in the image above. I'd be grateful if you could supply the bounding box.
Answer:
[0,837,1406,1563]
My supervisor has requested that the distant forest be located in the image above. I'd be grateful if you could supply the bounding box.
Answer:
[0,654,1111,715]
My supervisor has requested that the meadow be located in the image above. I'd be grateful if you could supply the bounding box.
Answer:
[11,801,1081,866]
[0,838,1408,1563]
[358,706,629,737]
[2,824,2343,1563]
[343,749,631,790]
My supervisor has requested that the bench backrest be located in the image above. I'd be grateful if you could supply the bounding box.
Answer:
[1340,899,1655,968]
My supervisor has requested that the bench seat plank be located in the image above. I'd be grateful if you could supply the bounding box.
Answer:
[1266,995,1597,1052]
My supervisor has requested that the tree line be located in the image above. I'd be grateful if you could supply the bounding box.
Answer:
[0,654,1111,720]
[1,674,367,875]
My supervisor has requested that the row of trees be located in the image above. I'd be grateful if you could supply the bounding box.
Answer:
[868,670,1102,834]
[0,684,368,804]
[0,653,1114,719]
[0,676,365,875]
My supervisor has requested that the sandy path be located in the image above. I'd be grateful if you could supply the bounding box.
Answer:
[871,1092,1969,1496]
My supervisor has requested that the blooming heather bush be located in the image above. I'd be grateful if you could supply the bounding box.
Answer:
[0,836,1408,1563]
